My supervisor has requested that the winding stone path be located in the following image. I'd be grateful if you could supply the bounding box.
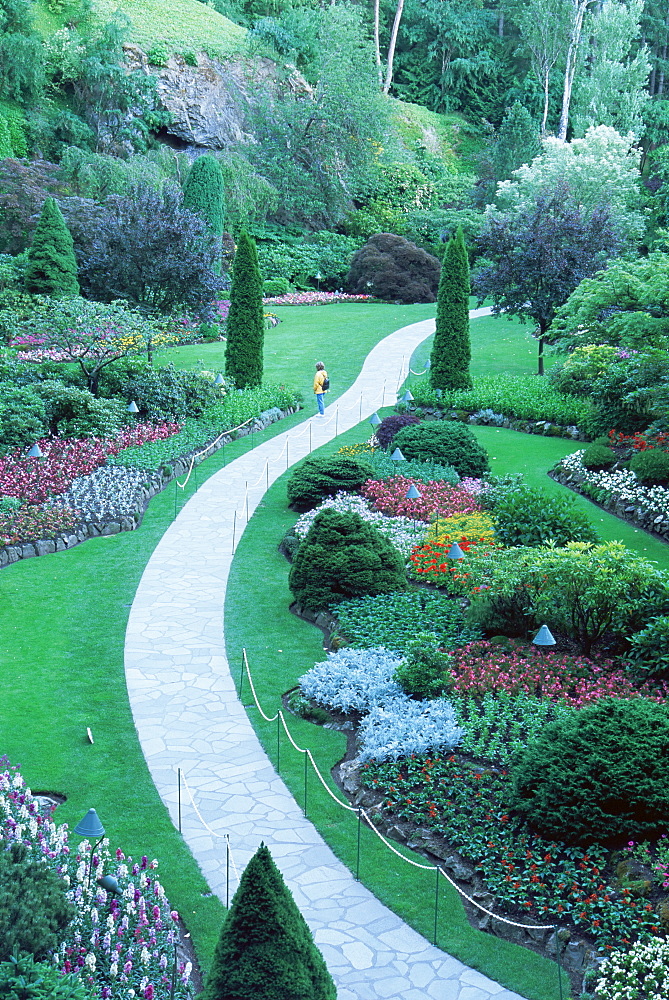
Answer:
[124,310,527,1000]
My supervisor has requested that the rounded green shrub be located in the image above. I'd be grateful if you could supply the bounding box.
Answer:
[508,699,669,845]
[0,384,48,456]
[288,509,406,613]
[34,381,124,439]
[630,448,669,485]
[263,277,291,296]
[627,615,669,681]
[392,421,489,478]
[287,455,374,511]
[581,444,616,470]
[490,485,599,547]
[393,634,453,699]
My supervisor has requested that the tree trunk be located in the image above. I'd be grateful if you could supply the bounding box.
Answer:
[537,326,547,376]
[383,0,405,95]
[498,11,504,37]
[541,70,550,135]
[373,0,383,88]
[558,0,591,141]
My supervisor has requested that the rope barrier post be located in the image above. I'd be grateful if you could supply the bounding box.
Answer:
[266,461,269,492]
[433,866,440,946]
[303,753,308,816]
[239,652,244,701]
[286,440,289,470]
[194,460,198,492]
[232,510,237,554]
[382,379,387,407]
[555,932,564,1000]
[246,487,249,524]
[309,422,312,454]
[177,767,182,833]
[359,394,363,421]
[356,808,362,881]
[335,407,339,435]
[226,835,230,909]
[174,479,178,519]
[277,713,281,773]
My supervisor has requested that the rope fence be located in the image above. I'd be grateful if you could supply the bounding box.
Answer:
[238,647,564,998]
[177,767,241,907]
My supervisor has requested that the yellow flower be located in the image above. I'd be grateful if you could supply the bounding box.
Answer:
[428,511,496,545]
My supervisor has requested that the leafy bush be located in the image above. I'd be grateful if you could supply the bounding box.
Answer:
[409,375,593,426]
[34,382,125,439]
[286,455,374,510]
[147,41,171,66]
[357,698,464,763]
[464,542,669,655]
[630,448,669,484]
[263,277,291,296]
[393,634,453,699]
[392,421,490,478]
[288,509,406,613]
[627,615,669,681]
[366,452,460,485]
[509,699,669,844]
[335,591,481,651]
[581,444,616,470]
[255,231,362,290]
[376,414,420,449]
[487,484,599,547]
[0,952,93,1000]
[98,360,220,421]
[0,383,48,456]
[298,647,404,713]
[346,233,441,304]
[0,841,74,961]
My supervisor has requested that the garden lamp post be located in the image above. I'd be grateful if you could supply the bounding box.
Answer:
[401,389,414,405]
[533,624,556,648]
[315,272,322,291]
[391,447,405,462]
[406,483,421,535]
[27,443,44,459]
[127,401,139,414]
[447,541,465,560]
[74,808,106,887]
[214,373,225,386]
[97,873,122,897]
[369,412,381,430]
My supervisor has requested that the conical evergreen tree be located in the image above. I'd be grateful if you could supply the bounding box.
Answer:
[24,197,79,297]
[182,155,225,273]
[224,230,264,389]
[430,226,472,391]
[201,843,336,1000]
[491,102,541,182]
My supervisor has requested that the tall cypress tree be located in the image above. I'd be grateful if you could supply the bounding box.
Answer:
[201,843,336,1000]
[182,155,225,273]
[430,226,472,392]
[24,197,79,297]
[225,230,264,389]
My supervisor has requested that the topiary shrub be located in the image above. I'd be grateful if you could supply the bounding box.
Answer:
[630,448,669,485]
[288,509,406,613]
[376,413,420,449]
[392,421,490,478]
[346,233,441,304]
[508,699,669,845]
[0,841,74,961]
[488,485,599,547]
[581,444,616,470]
[286,455,374,511]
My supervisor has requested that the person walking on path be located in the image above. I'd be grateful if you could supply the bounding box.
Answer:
[313,361,328,416]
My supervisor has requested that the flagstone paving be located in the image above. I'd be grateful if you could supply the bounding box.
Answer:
[125,309,529,999]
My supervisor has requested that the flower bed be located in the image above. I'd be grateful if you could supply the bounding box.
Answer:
[262,291,372,306]
[293,493,428,558]
[552,450,669,539]
[0,503,80,545]
[0,760,193,1000]
[362,477,481,522]
[408,513,498,585]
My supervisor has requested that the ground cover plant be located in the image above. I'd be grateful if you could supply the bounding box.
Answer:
[334,591,482,651]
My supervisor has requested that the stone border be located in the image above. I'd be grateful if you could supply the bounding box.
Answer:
[0,405,299,569]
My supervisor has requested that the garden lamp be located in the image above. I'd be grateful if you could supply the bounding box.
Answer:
[533,624,556,647]
[97,874,122,897]
[425,359,430,369]
[27,443,43,459]
[214,373,225,386]
[369,412,382,428]
[316,272,322,291]
[75,808,106,887]
[401,389,414,403]
[447,541,465,560]
[405,484,421,499]
[390,448,405,461]
[127,400,139,414]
